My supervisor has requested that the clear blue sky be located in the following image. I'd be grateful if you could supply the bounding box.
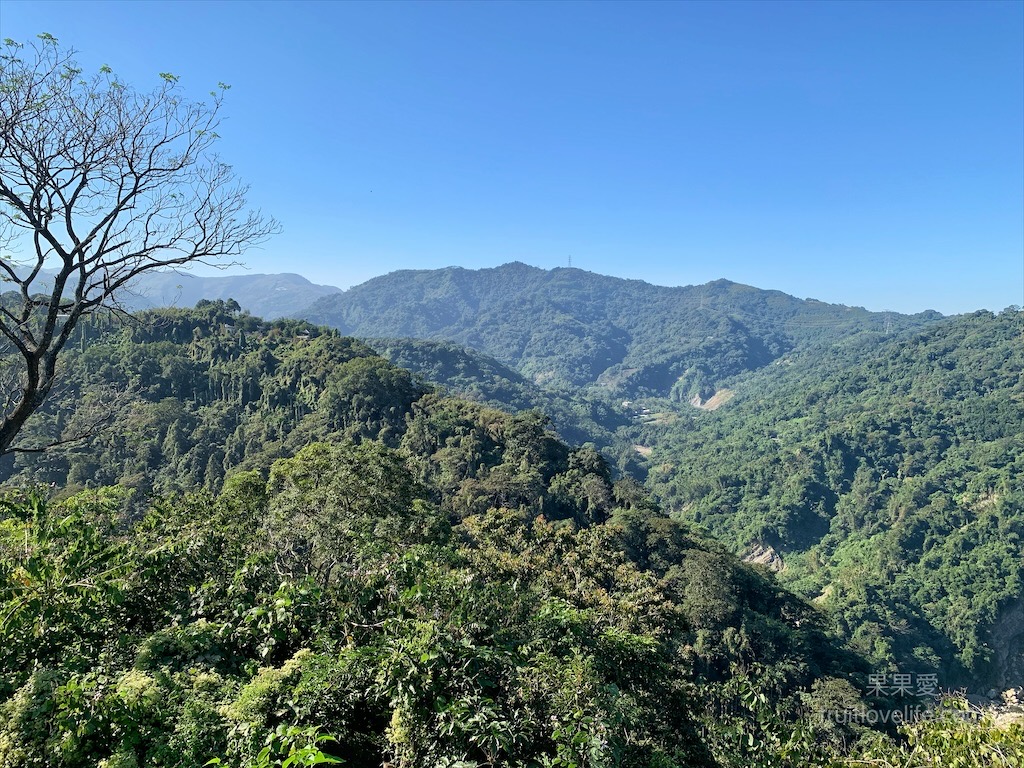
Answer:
[2,0,1022,314]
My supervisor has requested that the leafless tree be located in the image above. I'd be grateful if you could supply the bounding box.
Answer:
[0,34,277,454]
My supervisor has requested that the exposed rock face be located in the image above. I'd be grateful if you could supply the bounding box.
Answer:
[963,687,1024,730]
[689,388,735,411]
[990,596,1024,691]
[744,543,784,573]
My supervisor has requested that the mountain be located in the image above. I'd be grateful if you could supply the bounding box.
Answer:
[299,262,942,399]
[1,301,1020,765]
[18,268,342,319]
[368,307,1024,693]
[120,270,342,318]
[299,264,1021,693]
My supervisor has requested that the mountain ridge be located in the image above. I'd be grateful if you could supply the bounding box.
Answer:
[299,262,943,398]
[12,267,342,320]
[115,270,343,318]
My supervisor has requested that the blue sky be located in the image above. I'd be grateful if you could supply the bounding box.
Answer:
[2,0,1022,314]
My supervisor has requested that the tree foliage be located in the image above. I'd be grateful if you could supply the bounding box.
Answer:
[642,309,1024,690]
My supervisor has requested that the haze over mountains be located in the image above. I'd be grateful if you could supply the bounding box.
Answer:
[17,267,341,319]
[122,270,342,318]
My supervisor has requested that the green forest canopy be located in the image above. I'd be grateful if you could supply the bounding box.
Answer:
[1,300,1021,767]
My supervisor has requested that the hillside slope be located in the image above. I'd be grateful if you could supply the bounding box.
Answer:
[358,307,1024,694]
[0,302,895,767]
[639,309,1024,690]
[366,337,628,449]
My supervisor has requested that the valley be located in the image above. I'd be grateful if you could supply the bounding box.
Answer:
[2,267,1021,766]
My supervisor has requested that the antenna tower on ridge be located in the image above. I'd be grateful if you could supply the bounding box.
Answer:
[568,254,572,268]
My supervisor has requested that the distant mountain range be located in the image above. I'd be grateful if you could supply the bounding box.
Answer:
[298,262,943,398]
[13,268,342,319]
[119,271,342,318]
[16,264,946,387]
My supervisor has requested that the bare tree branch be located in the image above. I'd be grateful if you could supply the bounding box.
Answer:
[0,34,278,454]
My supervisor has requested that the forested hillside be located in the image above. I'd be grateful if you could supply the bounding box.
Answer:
[366,338,627,451]
[635,308,1024,692]
[2,301,1021,766]
[299,263,943,399]
[0,301,935,767]
[0,302,420,494]
[297,265,1021,696]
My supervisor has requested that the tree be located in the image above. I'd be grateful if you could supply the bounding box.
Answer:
[0,34,276,454]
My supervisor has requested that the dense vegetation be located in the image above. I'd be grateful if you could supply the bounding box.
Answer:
[0,440,848,766]
[638,308,1024,692]
[2,299,1021,766]
[366,338,627,452]
[0,305,861,765]
[298,265,1022,696]
[0,302,421,494]
[7,470,1020,767]
[297,265,1023,699]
